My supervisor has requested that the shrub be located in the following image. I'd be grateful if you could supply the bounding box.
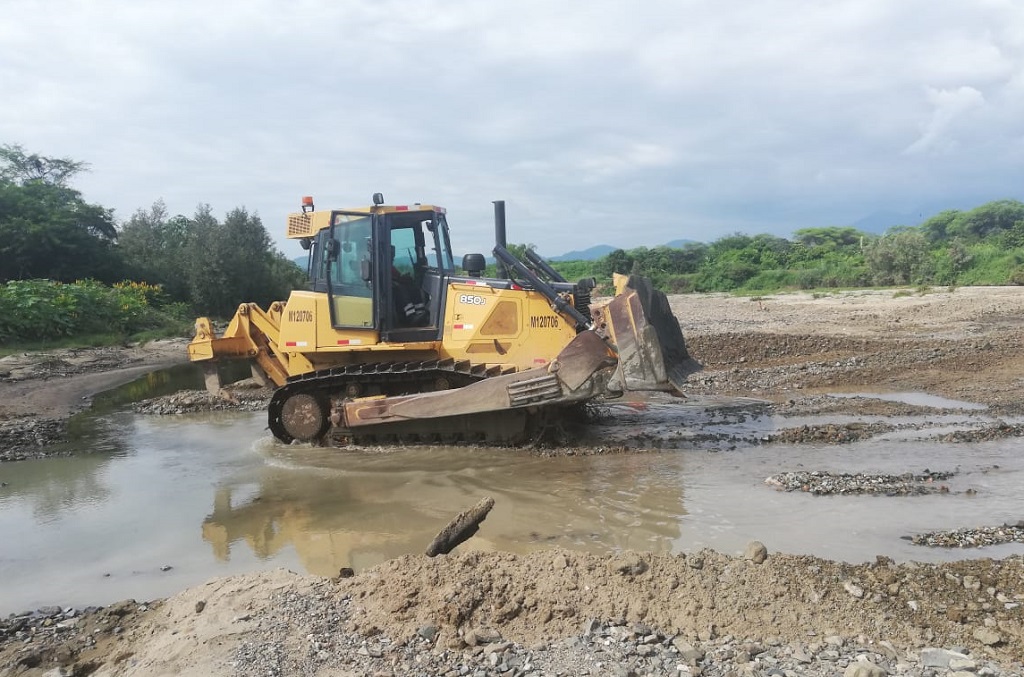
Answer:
[0,279,171,343]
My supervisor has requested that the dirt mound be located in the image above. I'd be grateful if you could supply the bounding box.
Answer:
[9,549,1018,676]
[336,550,1023,660]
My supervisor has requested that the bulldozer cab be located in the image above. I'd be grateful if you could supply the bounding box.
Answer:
[307,208,455,343]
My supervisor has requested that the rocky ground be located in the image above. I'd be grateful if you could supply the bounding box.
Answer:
[2,286,1024,676]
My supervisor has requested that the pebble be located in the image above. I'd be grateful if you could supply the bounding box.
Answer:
[219,588,1020,677]
[744,541,768,564]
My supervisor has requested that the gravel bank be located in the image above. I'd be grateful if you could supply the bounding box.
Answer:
[4,548,1022,676]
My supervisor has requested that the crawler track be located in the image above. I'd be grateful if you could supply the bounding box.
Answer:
[268,358,557,445]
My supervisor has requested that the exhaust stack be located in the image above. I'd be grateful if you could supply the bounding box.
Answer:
[493,200,507,279]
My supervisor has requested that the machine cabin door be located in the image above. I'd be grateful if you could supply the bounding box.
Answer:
[320,211,376,329]
[381,210,455,343]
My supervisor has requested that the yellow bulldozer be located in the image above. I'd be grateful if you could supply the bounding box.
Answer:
[188,195,700,445]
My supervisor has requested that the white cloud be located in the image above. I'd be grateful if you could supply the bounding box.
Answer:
[904,86,987,155]
[2,0,1024,257]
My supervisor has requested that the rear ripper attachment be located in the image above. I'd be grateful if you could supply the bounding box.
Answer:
[188,195,700,447]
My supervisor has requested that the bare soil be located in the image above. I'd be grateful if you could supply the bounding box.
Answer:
[3,287,1024,676]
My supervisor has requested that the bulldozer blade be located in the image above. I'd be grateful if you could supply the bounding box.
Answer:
[595,276,701,394]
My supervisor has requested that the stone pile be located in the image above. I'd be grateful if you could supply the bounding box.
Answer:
[765,470,956,495]
[231,593,1017,677]
[938,423,1024,443]
[0,417,67,462]
[132,389,270,415]
[765,423,896,445]
[911,523,1024,549]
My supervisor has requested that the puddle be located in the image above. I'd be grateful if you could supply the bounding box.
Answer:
[829,391,989,410]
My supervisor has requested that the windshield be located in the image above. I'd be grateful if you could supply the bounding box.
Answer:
[386,211,454,273]
[325,213,372,293]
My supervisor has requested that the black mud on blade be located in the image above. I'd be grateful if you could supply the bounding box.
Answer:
[627,276,703,390]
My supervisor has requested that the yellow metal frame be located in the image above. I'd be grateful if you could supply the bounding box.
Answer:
[188,302,312,387]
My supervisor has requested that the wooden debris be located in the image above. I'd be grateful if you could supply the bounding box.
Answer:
[425,497,495,557]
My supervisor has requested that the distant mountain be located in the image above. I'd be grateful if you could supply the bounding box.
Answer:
[548,244,617,262]
[292,256,306,269]
[851,210,930,234]
[548,239,699,261]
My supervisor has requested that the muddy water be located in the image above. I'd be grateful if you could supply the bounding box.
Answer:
[2,389,1024,615]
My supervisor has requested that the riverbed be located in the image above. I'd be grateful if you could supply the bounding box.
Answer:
[3,387,1023,616]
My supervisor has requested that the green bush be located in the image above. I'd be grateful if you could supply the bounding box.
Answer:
[0,279,173,343]
[955,244,1024,285]
[740,269,800,292]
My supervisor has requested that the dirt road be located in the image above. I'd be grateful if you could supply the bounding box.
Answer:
[2,287,1024,676]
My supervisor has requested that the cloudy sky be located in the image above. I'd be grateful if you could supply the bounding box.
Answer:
[3,0,1023,258]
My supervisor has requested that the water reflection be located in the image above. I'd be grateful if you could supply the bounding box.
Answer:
[0,452,113,519]
[202,446,688,576]
[0,414,132,518]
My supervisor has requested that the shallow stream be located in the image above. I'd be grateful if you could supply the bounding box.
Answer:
[2,370,1023,615]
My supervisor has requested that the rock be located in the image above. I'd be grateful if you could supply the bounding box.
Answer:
[607,551,648,576]
[417,624,438,642]
[41,668,72,677]
[194,600,206,614]
[919,648,968,668]
[948,656,977,671]
[791,647,813,663]
[972,627,1002,646]
[844,582,865,599]
[672,636,696,653]
[843,659,887,677]
[483,641,512,655]
[697,625,717,641]
[465,627,501,646]
[824,635,845,647]
[679,648,706,665]
[875,641,899,661]
[744,541,768,564]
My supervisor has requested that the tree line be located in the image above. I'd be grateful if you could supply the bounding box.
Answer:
[0,144,304,319]
[4,142,1024,329]
[546,200,1024,293]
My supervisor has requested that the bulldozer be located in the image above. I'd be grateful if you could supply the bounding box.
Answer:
[188,194,700,445]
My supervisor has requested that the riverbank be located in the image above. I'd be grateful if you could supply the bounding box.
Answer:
[0,339,189,461]
[3,286,1024,675]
